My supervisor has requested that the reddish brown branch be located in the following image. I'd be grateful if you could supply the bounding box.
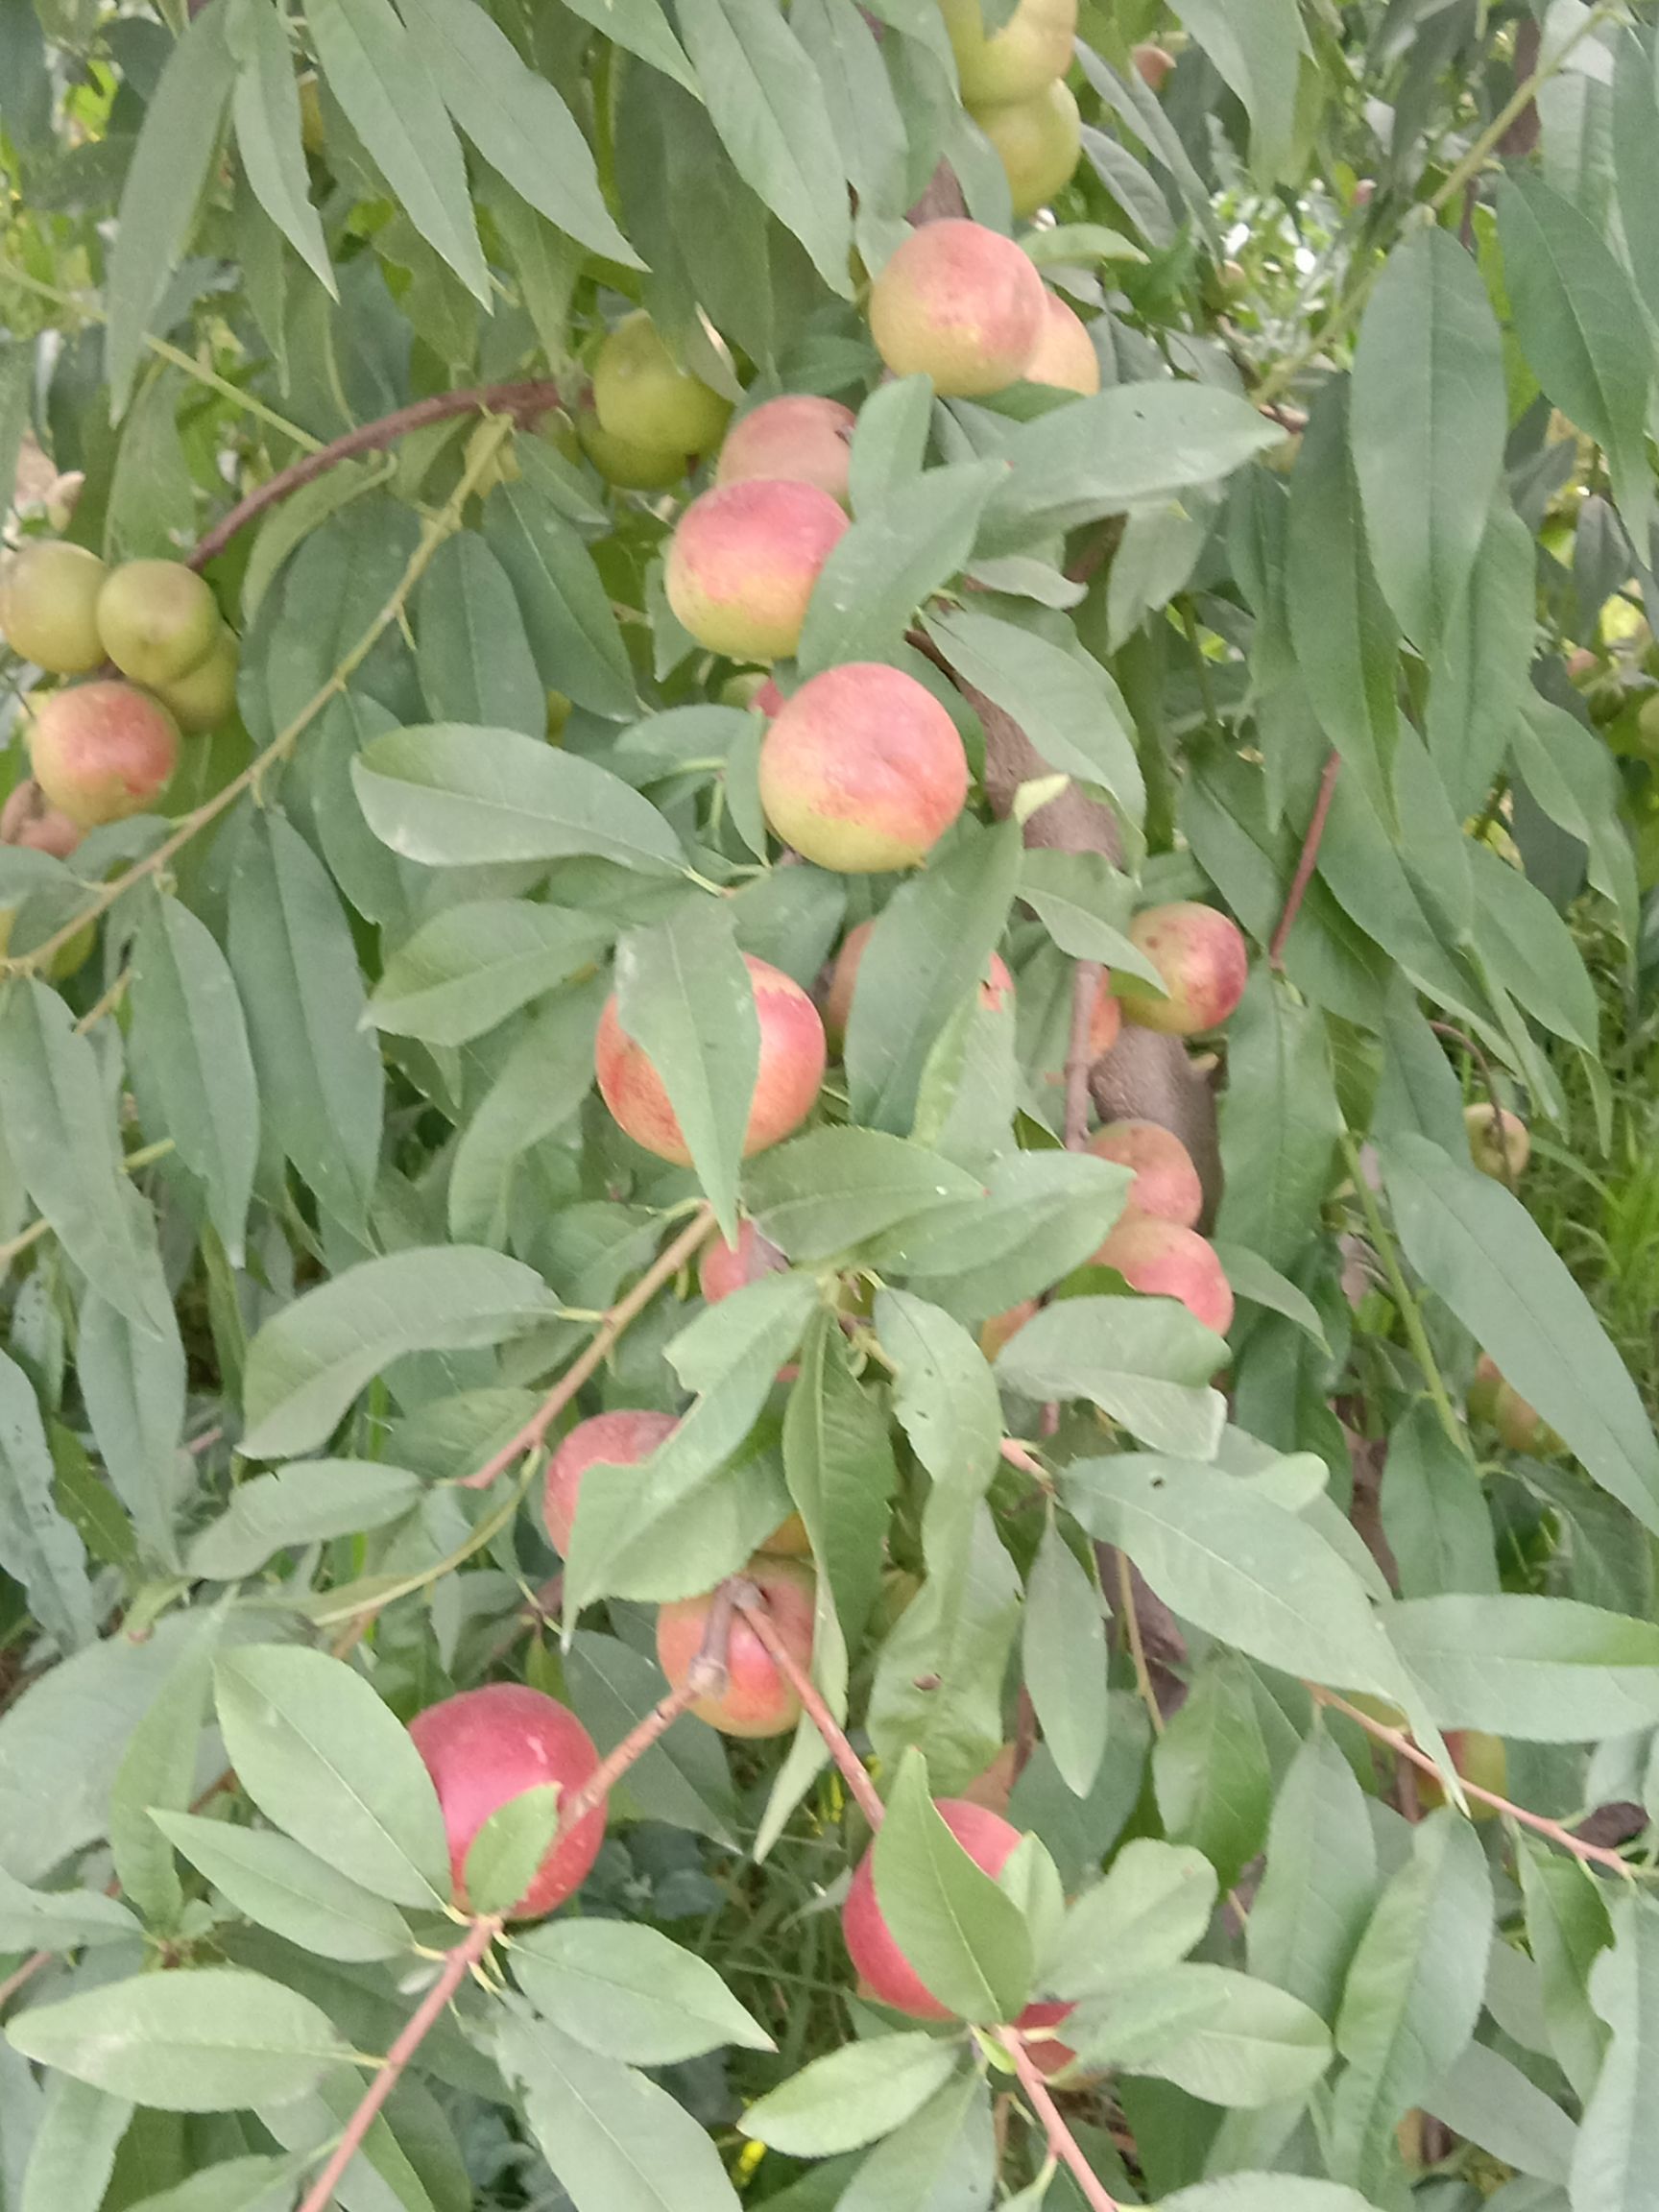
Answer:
[733,1584,886,1831]
[189,379,563,570]
[1316,1691,1638,1875]
[1268,750,1339,970]
[998,2028,1120,2212]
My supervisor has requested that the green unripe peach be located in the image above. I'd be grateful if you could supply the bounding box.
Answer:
[155,626,239,734]
[591,310,733,459]
[971,80,1082,218]
[576,402,687,492]
[941,0,1077,104]
[1464,1101,1529,1182]
[0,542,108,675]
[97,561,222,688]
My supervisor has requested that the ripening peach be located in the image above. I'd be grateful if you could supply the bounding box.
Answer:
[1416,1729,1507,1818]
[156,626,239,734]
[979,1299,1037,1360]
[0,779,81,858]
[716,397,856,506]
[590,309,733,458]
[594,953,827,1164]
[1464,1102,1529,1181]
[1117,902,1249,1035]
[824,917,1010,1050]
[940,0,1076,103]
[699,1218,788,1304]
[843,1798,1022,2018]
[1024,291,1100,395]
[96,560,221,688]
[1132,41,1175,90]
[758,662,969,872]
[868,221,1046,397]
[29,681,180,827]
[408,1684,607,1919]
[665,481,849,661]
[972,81,1082,219]
[1086,1119,1203,1228]
[656,1553,816,1738]
[0,541,108,675]
[1094,1213,1234,1337]
[541,1407,678,1555]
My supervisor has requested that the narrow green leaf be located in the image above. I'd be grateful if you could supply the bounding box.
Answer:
[1022,1520,1108,1799]
[1385,1593,1659,1740]
[563,1631,737,1844]
[464,1784,563,1918]
[744,1128,984,1262]
[876,1149,1131,1322]
[448,982,606,1245]
[187,1460,423,1580]
[154,1810,411,1961]
[483,476,637,718]
[108,1621,216,1928]
[512,1920,773,2065]
[226,0,334,290]
[1052,1838,1217,2001]
[413,532,545,739]
[1152,1653,1274,1890]
[367,901,613,1046]
[1246,1732,1378,2021]
[0,1345,95,1654]
[1166,0,1306,180]
[799,462,1002,676]
[1215,970,1341,1276]
[1380,1401,1499,1599]
[78,1290,186,1571]
[1425,2039,1576,2184]
[1068,1962,1333,2108]
[1520,1841,1613,2104]
[742,2034,961,2154]
[997,1301,1227,1462]
[0,1863,136,1953]
[17,2076,132,2212]
[1424,498,1534,819]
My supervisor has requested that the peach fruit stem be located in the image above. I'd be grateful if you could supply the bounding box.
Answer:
[189,380,563,571]
[1063,961,1102,1151]
[8,418,519,982]
[1314,1690,1639,1876]
[998,2027,1120,2212]
[459,1205,719,1491]
[1268,750,1338,970]
[733,1583,887,1831]
[1115,1550,1166,1740]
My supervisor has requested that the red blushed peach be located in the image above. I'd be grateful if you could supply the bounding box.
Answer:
[1025,292,1100,396]
[754,678,785,716]
[594,953,827,1164]
[844,1798,1023,2019]
[716,397,856,507]
[868,220,1046,397]
[758,662,969,873]
[1118,902,1249,1036]
[980,1299,1037,1360]
[1132,40,1175,90]
[699,1217,789,1304]
[407,1684,607,1920]
[29,681,180,827]
[1086,1119,1203,1228]
[1095,1214,1234,1337]
[655,1554,816,1738]
[541,1407,678,1556]
[824,918,1010,1050]
[665,481,849,662]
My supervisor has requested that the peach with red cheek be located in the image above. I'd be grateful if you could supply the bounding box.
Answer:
[1025,292,1100,396]
[716,397,856,506]
[1095,1214,1233,1338]
[1132,40,1175,89]
[655,1554,816,1738]
[824,918,1009,1050]
[665,481,849,662]
[699,1218,788,1305]
[29,681,180,827]
[869,220,1046,397]
[1118,902,1249,1035]
[843,1798,1023,2018]
[595,953,827,1164]
[541,1407,678,1556]
[1086,1119,1203,1228]
[1,779,82,857]
[408,1684,607,1919]
[758,662,969,873]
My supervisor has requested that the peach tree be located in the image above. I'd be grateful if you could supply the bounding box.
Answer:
[2,0,1659,2206]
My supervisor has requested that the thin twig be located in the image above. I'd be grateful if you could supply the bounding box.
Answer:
[1063,963,1102,1150]
[1269,752,1339,970]
[998,2028,1120,2212]
[1314,1691,1640,1875]
[189,380,563,570]
[1116,1550,1165,1740]
[460,1207,718,1490]
[733,1585,886,1831]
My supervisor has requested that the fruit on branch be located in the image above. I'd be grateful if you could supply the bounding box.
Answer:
[824,918,1011,1049]
[591,309,733,458]
[576,399,687,492]
[1086,1118,1203,1228]
[156,626,240,734]
[1118,902,1249,1035]
[1464,1101,1529,1181]
[0,779,82,859]
[29,681,180,827]
[0,541,108,675]
[753,677,785,716]
[96,560,222,688]
[940,0,1076,104]
[700,1218,789,1303]
[979,1299,1037,1359]
[1094,1213,1234,1336]
[665,481,849,661]
[1466,1354,1503,1426]
[595,952,827,1162]
[541,1407,679,1556]
[1024,292,1100,394]
[656,1555,816,1737]
[408,1683,608,1919]
[843,1797,1022,2018]
[1132,40,1176,89]
[758,662,969,871]
[1493,1379,1561,1457]
[971,81,1082,219]
[868,220,1046,397]
[1416,1729,1507,1817]
[716,396,856,507]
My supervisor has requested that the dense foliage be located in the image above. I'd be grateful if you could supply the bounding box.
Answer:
[5,0,1659,2208]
